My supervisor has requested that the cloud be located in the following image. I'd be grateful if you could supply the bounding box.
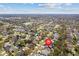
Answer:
[0,4,12,10]
[38,3,72,9]
[65,3,72,6]
[38,3,61,8]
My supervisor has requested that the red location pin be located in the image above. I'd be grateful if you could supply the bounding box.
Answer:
[45,38,52,47]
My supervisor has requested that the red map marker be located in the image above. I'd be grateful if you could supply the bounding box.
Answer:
[45,38,53,47]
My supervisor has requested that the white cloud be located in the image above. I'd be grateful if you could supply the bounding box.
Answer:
[38,3,62,8]
[38,3,72,9]
[0,4,12,10]
[65,3,72,6]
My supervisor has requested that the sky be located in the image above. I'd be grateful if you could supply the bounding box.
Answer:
[0,3,79,14]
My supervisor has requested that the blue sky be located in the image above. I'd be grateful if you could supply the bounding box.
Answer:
[0,3,79,14]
